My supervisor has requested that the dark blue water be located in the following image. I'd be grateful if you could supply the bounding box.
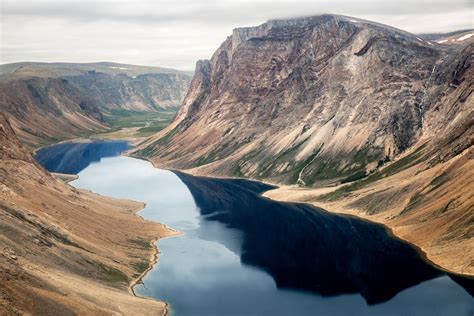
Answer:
[34,140,129,174]
[36,141,474,316]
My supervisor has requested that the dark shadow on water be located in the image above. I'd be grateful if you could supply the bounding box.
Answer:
[35,140,129,174]
[33,140,473,309]
[175,172,473,305]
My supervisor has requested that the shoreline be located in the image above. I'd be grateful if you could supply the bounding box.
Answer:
[38,139,472,315]
[261,185,474,279]
[261,191,472,280]
[121,197,182,316]
[130,153,473,279]
[62,164,181,316]
[123,187,183,316]
[128,224,182,296]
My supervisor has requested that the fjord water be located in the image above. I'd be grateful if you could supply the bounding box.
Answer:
[37,141,473,316]
[35,140,129,174]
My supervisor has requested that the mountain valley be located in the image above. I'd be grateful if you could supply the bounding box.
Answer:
[0,12,473,316]
[0,62,191,148]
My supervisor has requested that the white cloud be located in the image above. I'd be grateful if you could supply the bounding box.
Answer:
[0,0,472,70]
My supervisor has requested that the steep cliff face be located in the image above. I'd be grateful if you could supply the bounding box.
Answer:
[63,70,191,112]
[0,62,192,148]
[137,15,473,275]
[141,15,472,186]
[0,113,172,314]
[0,76,107,148]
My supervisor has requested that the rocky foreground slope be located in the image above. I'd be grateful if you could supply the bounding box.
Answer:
[0,113,173,314]
[0,62,191,148]
[137,15,473,275]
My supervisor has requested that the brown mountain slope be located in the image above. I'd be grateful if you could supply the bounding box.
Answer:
[0,76,108,148]
[0,62,192,112]
[0,113,174,314]
[0,62,192,148]
[137,15,471,185]
[135,15,473,275]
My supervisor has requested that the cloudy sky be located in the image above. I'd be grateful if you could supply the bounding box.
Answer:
[0,0,472,70]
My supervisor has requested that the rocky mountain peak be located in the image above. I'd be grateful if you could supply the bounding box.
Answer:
[138,15,471,189]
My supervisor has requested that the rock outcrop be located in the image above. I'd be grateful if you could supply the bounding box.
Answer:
[137,15,473,275]
[140,15,471,185]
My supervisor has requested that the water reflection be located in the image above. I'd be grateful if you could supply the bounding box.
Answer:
[35,141,473,315]
[35,140,129,174]
[175,172,472,305]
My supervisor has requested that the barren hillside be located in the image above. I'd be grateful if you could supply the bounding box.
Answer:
[0,113,173,314]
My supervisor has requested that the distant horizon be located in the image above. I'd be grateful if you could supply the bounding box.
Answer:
[1,23,472,72]
[1,1,473,68]
[0,60,196,72]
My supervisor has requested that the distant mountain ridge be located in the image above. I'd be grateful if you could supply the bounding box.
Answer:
[0,62,192,147]
[0,61,194,77]
[418,29,473,42]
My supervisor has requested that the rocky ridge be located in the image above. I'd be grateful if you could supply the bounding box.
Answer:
[136,15,473,275]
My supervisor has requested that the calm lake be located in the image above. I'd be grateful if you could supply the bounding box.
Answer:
[36,140,474,316]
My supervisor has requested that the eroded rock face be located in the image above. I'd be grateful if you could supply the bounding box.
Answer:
[0,62,192,148]
[141,15,472,186]
[64,71,191,111]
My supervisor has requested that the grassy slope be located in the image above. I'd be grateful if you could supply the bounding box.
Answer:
[90,109,175,140]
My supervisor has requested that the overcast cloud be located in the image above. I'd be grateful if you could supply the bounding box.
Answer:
[1,0,472,70]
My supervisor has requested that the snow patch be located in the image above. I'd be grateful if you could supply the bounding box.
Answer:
[436,39,448,44]
[109,66,129,70]
[457,33,473,41]
[349,19,358,23]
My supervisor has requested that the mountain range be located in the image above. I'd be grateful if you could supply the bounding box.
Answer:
[0,13,472,315]
[0,62,192,148]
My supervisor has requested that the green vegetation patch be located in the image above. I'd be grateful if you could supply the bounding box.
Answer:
[231,151,260,177]
[300,147,382,186]
[400,191,424,215]
[136,120,171,137]
[426,171,450,194]
[99,264,128,283]
[318,144,427,202]
[252,142,306,182]
[133,127,179,157]
[133,261,150,273]
[104,109,174,130]
[133,144,157,157]
[127,238,152,249]
[340,170,367,184]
